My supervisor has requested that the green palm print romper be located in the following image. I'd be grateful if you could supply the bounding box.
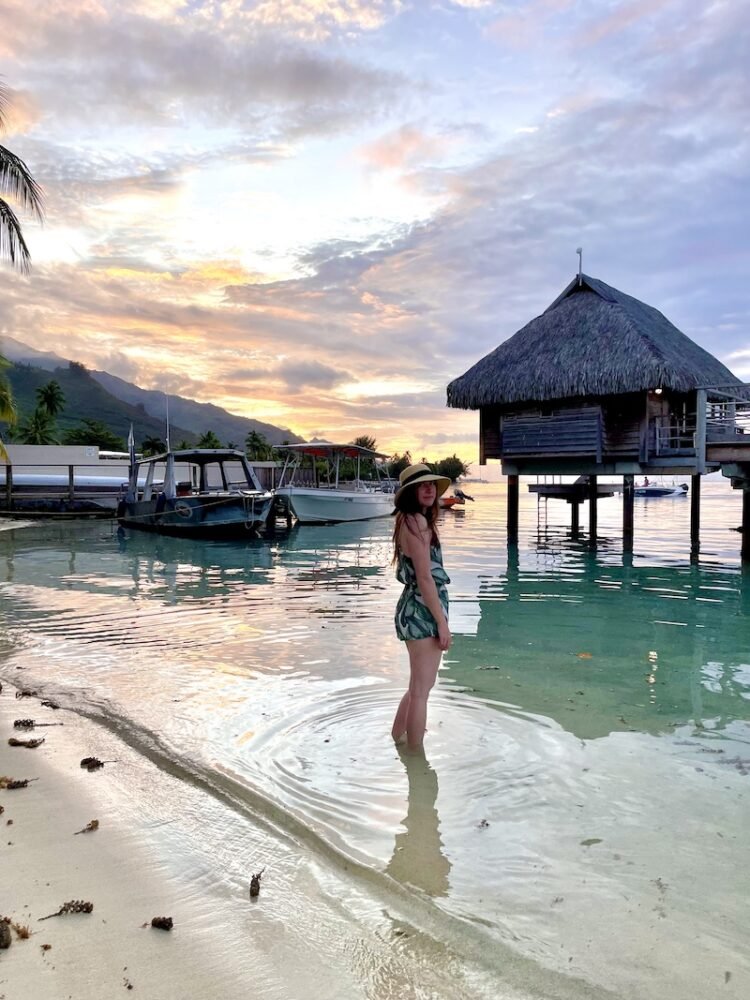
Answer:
[394,543,450,641]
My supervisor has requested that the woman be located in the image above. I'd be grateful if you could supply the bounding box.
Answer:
[391,463,451,751]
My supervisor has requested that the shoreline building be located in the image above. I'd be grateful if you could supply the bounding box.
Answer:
[447,273,750,558]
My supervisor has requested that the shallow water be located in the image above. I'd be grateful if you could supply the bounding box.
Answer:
[1,481,749,998]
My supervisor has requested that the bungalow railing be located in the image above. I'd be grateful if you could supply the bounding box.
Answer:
[648,384,750,467]
[696,384,750,472]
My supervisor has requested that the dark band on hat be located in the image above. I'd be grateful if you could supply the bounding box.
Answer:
[400,468,439,489]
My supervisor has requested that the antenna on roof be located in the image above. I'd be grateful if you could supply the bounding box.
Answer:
[576,247,583,285]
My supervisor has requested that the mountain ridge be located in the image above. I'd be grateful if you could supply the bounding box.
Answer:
[1,337,301,447]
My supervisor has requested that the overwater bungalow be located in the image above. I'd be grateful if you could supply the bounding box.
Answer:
[447,273,750,557]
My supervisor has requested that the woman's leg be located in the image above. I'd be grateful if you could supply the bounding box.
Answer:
[391,689,411,743]
[404,638,442,751]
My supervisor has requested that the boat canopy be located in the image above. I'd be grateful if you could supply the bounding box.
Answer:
[137,448,250,465]
[276,442,388,459]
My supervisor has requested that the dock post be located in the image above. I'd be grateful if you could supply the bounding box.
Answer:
[587,475,598,549]
[690,474,701,557]
[742,489,750,563]
[68,465,76,504]
[623,474,634,552]
[5,464,12,512]
[571,501,580,538]
[507,475,519,544]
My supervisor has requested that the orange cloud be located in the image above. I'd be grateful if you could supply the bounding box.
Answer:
[358,125,448,171]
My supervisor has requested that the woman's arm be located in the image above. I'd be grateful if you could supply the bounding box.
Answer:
[400,515,451,650]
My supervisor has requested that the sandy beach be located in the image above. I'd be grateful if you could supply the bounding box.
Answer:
[0,680,299,999]
[0,677,557,1000]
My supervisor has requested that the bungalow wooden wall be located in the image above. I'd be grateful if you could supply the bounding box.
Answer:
[479,406,502,463]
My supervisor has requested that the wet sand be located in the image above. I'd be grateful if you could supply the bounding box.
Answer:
[0,680,555,1000]
[0,682,290,998]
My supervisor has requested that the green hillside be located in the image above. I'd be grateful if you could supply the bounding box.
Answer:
[2,362,196,447]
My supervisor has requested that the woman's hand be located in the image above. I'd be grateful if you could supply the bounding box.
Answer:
[437,620,452,651]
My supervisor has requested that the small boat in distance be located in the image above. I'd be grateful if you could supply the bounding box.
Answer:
[440,486,475,510]
[634,480,689,498]
[117,449,275,538]
[275,442,393,524]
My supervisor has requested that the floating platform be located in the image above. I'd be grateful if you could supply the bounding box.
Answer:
[528,481,623,503]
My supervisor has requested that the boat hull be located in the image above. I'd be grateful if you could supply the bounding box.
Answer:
[118,493,274,539]
[275,486,393,524]
[634,485,688,497]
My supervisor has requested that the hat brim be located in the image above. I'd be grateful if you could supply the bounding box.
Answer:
[394,474,451,503]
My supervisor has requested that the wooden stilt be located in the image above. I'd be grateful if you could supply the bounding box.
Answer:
[5,464,12,512]
[571,501,580,538]
[587,474,598,549]
[690,474,701,556]
[507,475,519,544]
[742,489,750,563]
[623,474,634,552]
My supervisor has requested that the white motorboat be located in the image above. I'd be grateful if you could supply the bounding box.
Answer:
[275,442,393,524]
[634,481,689,498]
[118,449,275,538]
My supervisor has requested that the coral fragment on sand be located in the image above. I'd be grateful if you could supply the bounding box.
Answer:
[39,900,94,921]
[0,776,39,790]
[13,719,62,729]
[79,756,116,771]
[249,868,265,898]
[151,916,173,931]
[74,819,99,835]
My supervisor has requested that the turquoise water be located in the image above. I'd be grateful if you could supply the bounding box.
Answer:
[1,481,749,998]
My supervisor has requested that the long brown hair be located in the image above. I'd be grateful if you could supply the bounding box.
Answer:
[391,484,440,564]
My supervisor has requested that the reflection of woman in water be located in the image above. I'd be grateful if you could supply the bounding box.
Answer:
[390,464,451,751]
[386,750,451,897]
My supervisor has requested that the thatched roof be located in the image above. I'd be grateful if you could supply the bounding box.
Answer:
[447,274,741,409]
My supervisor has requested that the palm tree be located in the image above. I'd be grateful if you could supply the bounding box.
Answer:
[245,430,270,460]
[141,435,167,456]
[18,408,57,445]
[0,81,44,271]
[0,353,15,461]
[352,435,377,452]
[35,379,65,418]
[197,430,222,449]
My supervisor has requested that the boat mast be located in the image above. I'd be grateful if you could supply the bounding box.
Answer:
[165,393,171,451]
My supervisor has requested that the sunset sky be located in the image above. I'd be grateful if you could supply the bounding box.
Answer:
[1,0,748,464]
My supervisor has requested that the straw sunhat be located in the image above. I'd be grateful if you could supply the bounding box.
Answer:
[394,463,451,503]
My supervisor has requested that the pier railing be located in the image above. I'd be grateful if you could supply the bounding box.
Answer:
[0,462,131,514]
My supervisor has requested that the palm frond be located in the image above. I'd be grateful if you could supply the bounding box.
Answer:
[0,197,32,272]
[0,143,44,220]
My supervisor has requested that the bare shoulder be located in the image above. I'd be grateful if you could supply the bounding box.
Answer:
[399,513,431,557]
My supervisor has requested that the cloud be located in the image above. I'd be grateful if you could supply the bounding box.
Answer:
[358,125,451,171]
[2,0,748,462]
[2,2,405,139]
